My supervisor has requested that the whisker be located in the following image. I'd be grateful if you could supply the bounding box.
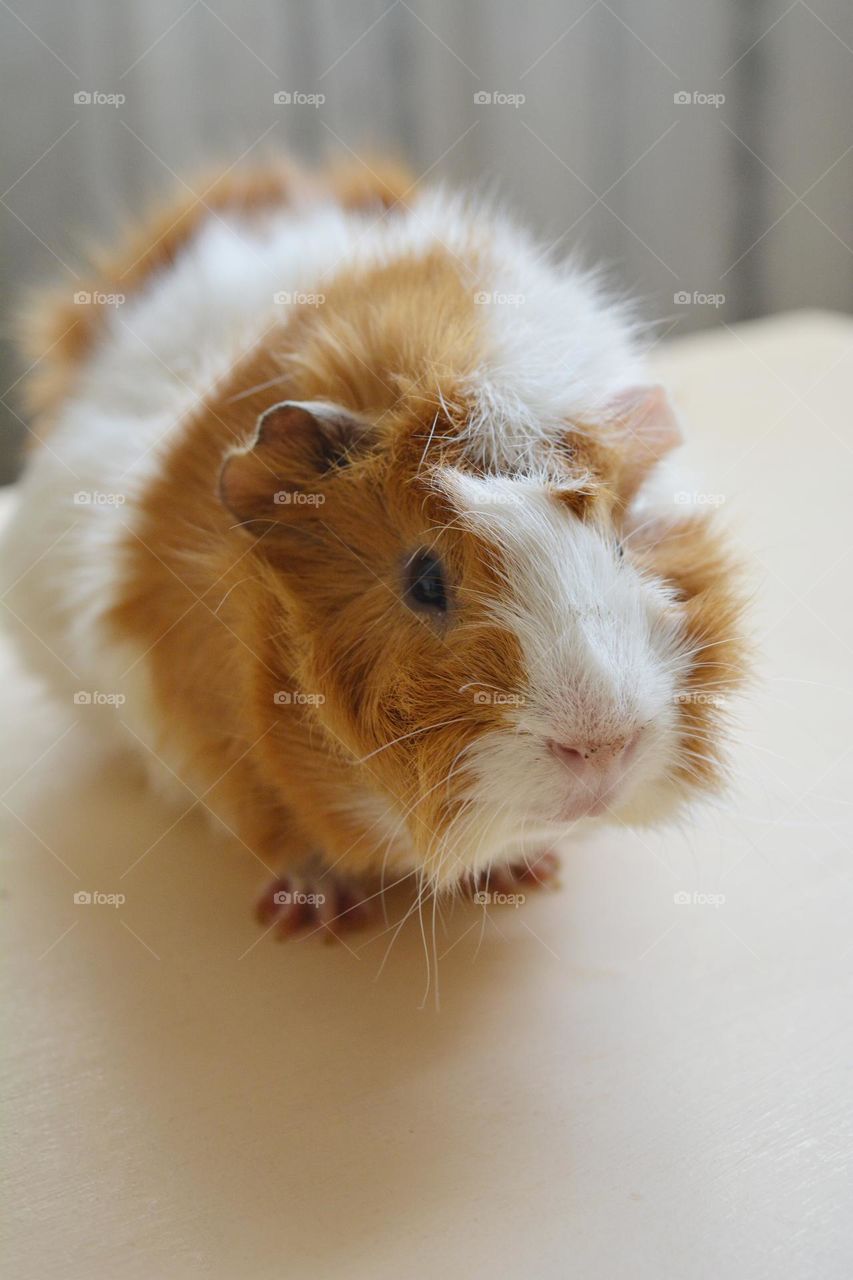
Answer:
[354,715,469,764]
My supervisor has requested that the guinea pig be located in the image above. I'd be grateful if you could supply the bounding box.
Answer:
[1,153,746,939]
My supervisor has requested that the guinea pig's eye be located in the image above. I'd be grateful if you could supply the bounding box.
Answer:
[406,551,448,612]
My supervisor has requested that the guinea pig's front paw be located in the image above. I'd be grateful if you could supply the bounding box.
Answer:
[466,849,561,902]
[256,870,380,942]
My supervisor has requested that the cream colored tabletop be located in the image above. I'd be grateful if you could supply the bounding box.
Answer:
[2,312,852,1279]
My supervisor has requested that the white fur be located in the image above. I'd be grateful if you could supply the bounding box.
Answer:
[434,470,688,879]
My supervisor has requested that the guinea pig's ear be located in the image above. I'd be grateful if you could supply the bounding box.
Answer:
[606,384,683,506]
[219,400,369,532]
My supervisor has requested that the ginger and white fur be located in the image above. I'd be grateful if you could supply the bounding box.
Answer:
[1,155,745,930]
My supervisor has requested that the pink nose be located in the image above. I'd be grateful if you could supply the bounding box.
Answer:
[549,733,636,768]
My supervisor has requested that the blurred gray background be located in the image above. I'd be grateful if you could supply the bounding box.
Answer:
[2,0,852,480]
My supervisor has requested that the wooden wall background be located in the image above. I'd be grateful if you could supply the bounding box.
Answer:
[2,0,852,477]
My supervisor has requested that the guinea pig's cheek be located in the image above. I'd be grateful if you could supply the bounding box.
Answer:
[665,597,689,628]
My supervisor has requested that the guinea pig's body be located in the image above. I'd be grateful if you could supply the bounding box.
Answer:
[1,155,745,935]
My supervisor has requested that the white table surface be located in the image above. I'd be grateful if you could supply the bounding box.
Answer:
[2,311,852,1279]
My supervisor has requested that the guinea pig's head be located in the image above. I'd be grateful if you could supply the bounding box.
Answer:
[220,388,745,887]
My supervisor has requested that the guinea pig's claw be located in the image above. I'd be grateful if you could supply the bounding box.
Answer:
[467,849,561,900]
[256,873,379,942]
[512,848,561,886]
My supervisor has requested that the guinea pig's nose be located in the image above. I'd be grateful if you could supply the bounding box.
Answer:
[548,733,637,768]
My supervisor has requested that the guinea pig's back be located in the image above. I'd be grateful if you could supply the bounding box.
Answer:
[0,158,419,730]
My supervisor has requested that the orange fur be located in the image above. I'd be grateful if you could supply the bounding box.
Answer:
[628,513,748,789]
[16,152,417,435]
[106,243,515,882]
